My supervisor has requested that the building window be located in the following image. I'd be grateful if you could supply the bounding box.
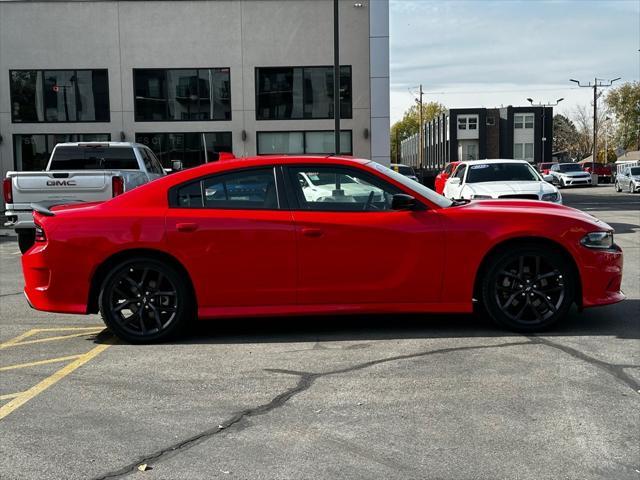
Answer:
[514,142,534,161]
[13,133,111,171]
[514,113,534,129]
[257,130,352,155]
[10,70,110,123]
[135,132,232,169]
[457,115,478,131]
[134,68,231,121]
[255,66,352,120]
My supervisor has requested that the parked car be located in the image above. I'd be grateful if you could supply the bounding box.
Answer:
[442,160,561,203]
[434,161,460,194]
[22,156,623,343]
[3,142,166,252]
[577,160,612,183]
[615,166,640,193]
[537,162,557,175]
[390,163,419,182]
[548,163,592,188]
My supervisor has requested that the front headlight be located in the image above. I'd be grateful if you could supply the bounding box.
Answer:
[471,194,492,199]
[541,192,559,202]
[580,231,614,249]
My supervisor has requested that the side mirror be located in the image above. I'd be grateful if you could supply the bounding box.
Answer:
[448,177,461,185]
[171,160,183,172]
[543,174,554,183]
[391,194,416,210]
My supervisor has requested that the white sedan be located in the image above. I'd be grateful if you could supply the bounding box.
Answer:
[443,159,562,203]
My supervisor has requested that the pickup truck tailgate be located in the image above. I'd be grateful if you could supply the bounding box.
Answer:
[13,171,110,204]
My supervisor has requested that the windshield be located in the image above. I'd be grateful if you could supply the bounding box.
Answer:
[558,163,583,172]
[368,162,452,208]
[466,163,540,183]
[49,146,139,170]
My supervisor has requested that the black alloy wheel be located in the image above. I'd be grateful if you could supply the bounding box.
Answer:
[482,245,575,331]
[99,258,193,343]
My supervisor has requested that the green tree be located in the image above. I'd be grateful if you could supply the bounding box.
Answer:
[552,114,579,159]
[390,102,446,161]
[605,81,640,151]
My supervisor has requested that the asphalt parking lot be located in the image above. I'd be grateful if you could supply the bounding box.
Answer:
[1,185,639,480]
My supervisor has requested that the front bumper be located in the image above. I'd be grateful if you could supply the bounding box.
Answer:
[579,245,625,308]
[562,176,592,186]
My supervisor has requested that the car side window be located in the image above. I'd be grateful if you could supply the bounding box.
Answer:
[551,164,559,171]
[172,168,279,210]
[287,166,400,212]
[444,164,452,175]
[140,148,164,175]
[454,164,466,180]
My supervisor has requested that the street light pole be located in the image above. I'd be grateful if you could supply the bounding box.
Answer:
[570,77,621,162]
[527,97,564,164]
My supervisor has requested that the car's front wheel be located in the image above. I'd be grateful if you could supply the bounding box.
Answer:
[481,245,575,332]
[615,181,621,192]
[99,258,194,343]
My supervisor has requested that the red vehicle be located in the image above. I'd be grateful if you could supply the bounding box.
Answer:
[578,160,612,183]
[434,161,460,194]
[538,162,557,175]
[22,156,624,343]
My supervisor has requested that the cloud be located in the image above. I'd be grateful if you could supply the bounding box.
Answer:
[390,0,640,122]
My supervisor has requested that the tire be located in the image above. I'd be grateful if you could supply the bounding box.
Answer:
[559,178,566,189]
[481,244,575,332]
[17,229,36,254]
[98,258,194,343]
[615,182,621,192]
[629,183,635,194]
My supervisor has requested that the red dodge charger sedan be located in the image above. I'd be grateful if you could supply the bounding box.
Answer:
[22,156,624,343]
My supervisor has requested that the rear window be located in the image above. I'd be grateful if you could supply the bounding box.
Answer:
[49,146,139,170]
[395,165,415,176]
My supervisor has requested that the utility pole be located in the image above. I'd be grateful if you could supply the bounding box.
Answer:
[527,97,564,164]
[333,0,340,155]
[570,77,621,162]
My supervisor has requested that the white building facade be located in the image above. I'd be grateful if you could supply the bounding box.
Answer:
[0,0,390,183]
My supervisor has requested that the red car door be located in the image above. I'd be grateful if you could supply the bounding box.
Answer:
[285,165,445,306]
[165,167,296,312]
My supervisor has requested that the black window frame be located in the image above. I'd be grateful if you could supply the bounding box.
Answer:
[256,130,353,155]
[168,166,288,211]
[10,69,110,124]
[255,65,353,121]
[282,164,413,213]
[133,67,231,122]
[135,131,233,168]
[12,133,112,171]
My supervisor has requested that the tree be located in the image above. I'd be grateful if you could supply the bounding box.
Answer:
[605,81,640,151]
[390,102,446,161]
[552,114,580,160]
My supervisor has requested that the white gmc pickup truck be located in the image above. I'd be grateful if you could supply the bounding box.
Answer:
[3,142,166,252]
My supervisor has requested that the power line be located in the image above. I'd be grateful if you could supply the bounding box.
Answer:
[404,86,583,96]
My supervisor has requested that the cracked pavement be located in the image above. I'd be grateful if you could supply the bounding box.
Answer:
[1,186,639,480]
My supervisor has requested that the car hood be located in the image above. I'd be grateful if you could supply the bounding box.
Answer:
[454,199,612,231]
[557,171,590,177]
[466,181,555,195]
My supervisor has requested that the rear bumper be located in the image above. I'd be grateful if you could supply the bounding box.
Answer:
[579,246,625,308]
[4,209,35,229]
[22,243,89,314]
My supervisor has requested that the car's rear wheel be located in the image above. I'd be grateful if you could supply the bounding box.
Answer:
[481,245,575,332]
[99,258,193,343]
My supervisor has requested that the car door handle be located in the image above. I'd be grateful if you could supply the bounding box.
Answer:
[176,222,198,233]
[301,227,323,238]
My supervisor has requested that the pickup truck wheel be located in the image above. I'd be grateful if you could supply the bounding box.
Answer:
[17,229,36,254]
[99,258,193,344]
[481,245,575,332]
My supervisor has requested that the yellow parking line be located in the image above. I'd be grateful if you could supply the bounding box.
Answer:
[0,329,38,350]
[0,392,23,401]
[0,342,112,421]
[0,355,83,372]
[31,326,104,332]
[7,330,104,347]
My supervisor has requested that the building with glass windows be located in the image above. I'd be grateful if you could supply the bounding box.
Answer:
[0,0,390,190]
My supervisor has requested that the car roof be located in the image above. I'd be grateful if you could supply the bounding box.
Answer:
[457,159,531,165]
[53,141,141,148]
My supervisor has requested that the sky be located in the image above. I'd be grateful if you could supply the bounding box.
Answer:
[389,0,640,124]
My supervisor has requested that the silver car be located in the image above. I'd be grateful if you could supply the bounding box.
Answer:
[615,166,640,193]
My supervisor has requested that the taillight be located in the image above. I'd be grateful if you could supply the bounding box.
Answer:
[3,178,13,204]
[112,176,124,197]
[34,224,46,242]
